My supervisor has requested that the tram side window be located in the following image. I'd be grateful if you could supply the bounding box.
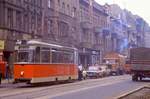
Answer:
[41,50,50,63]
[63,53,68,63]
[18,52,29,62]
[63,53,74,63]
[35,47,40,62]
[52,51,74,63]
[52,52,60,63]
[28,51,34,62]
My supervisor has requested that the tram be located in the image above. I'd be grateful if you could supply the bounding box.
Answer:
[14,40,78,84]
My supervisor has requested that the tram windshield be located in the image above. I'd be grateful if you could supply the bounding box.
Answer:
[18,51,29,62]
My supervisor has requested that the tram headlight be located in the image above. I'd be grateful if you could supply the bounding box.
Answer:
[20,71,24,76]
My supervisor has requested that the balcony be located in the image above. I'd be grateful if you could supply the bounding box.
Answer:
[80,0,90,5]
[93,43,102,50]
[80,42,92,49]
[102,28,110,36]
[93,1,108,16]
[111,33,118,38]
[94,27,103,33]
[83,0,90,4]
[80,22,92,29]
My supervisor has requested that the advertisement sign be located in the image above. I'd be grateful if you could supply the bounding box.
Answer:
[0,40,4,50]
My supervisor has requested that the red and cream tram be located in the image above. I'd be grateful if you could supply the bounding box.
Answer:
[14,40,78,84]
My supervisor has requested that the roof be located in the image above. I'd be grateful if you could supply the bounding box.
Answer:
[104,52,124,59]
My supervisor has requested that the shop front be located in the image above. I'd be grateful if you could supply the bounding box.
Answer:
[78,48,100,69]
[0,39,15,78]
[0,40,6,78]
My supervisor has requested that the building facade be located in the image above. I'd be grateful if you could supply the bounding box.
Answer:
[78,0,109,68]
[0,0,46,72]
[107,4,147,56]
[45,0,109,68]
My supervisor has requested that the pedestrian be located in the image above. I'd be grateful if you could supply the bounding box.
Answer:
[78,69,82,80]
[0,68,2,84]
[82,69,87,80]
[5,63,10,79]
[78,64,83,71]
[78,64,83,80]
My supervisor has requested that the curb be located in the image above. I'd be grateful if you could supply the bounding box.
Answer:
[1,79,14,84]
[116,86,150,99]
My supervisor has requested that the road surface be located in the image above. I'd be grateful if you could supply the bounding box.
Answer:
[0,75,149,99]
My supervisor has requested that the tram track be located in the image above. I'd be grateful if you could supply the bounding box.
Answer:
[0,75,130,99]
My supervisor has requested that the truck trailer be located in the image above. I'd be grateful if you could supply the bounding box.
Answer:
[130,47,150,81]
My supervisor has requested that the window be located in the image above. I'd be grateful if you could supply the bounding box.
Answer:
[52,50,74,63]
[16,11,22,29]
[31,14,35,32]
[31,0,35,4]
[72,7,76,17]
[41,48,50,63]
[47,20,53,34]
[58,22,69,37]
[48,0,51,8]
[58,0,60,6]
[17,0,22,5]
[35,47,40,62]
[67,4,70,15]
[24,13,29,32]
[37,15,42,34]
[36,0,42,7]
[62,2,65,13]
[48,0,54,8]
[18,51,29,62]
[7,8,13,28]
[47,20,51,34]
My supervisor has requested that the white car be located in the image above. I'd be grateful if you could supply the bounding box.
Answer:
[86,66,103,78]
[100,65,111,76]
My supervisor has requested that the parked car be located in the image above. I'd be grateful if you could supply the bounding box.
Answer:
[86,66,103,78]
[100,65,111,76]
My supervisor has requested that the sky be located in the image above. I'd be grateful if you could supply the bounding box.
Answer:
[95,0,150,24]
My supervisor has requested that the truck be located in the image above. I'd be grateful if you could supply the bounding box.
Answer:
[130,47,150,81]
[124,59,131,74]
[103,52,125,75]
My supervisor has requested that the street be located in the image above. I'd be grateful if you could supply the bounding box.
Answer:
[0,75,149,99]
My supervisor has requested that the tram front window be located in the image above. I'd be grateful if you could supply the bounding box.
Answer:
[18,52,29,62]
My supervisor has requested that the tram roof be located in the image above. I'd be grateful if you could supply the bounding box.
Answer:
[27,40,77,50]
[28,40,62,48]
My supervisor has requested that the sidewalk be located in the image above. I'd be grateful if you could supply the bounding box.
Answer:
[1,79,14,84]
